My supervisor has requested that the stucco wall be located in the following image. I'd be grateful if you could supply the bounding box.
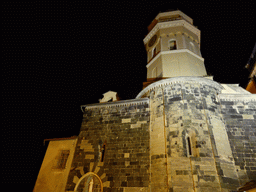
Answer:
[147,56,163,78]
[161,51,206,77]
[146,26,201,63]
[34,139,77,192]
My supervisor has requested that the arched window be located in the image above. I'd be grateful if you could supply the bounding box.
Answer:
[152,47,157,57]
[169,39,177,50]
[184,130,200,157]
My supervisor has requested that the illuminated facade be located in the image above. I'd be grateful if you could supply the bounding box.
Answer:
[34,10,256,192]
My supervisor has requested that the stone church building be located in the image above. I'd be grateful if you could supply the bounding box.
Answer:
[34,10,256,192]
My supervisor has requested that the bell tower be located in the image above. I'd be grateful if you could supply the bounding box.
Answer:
[143,10,207,88]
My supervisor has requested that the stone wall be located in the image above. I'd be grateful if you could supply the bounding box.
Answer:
[220,95,256,186]
[65,99,150,192]
[137,77,255,192]
[148,81,224,192]
[62,77,256,192]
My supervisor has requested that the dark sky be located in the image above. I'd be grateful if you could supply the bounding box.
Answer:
[3,1,255,190]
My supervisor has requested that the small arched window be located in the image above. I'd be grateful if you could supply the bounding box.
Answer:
[169,40,177,50]
[184,130,200,157]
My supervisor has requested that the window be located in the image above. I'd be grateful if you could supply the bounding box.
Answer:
[184,130,199,157]
[53,150,70,169]
[186,137,192,156]
[152,47,157,57]
[100,142,106,162]
[169,40,177,50]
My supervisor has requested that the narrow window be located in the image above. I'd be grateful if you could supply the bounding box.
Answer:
[187,137,192,156]
[152,47,157,57]
[100,142,106,162]
[169,40,177,50]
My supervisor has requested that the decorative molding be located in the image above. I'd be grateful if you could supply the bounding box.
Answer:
[136,76,224,99]
[81,98,149,111]
[146,49,204,69]
[144,20,200,45]
[219,94,256,102]
[155,11,193,24]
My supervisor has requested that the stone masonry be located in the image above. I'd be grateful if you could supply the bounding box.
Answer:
[65,98,150,192]
[63,77,255,192]
[136,76,256,192]
[220,95,256,186]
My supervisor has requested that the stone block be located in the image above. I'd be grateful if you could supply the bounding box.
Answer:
[122,118,131,123]
[131,124,141,128]
[72,175,79,184]
[123,187,148,192]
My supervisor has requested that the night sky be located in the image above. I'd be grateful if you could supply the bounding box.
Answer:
[3,1,255,190]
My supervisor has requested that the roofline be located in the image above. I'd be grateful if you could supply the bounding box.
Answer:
[80,98,149,111]
[43,136,77,145]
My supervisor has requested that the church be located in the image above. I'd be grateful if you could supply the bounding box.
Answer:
[34,10,256,192]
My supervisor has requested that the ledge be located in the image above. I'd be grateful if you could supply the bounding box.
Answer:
[81,98,149,112]
[146,49,204,69]
[219,94,256,102]
[144,20,200,44]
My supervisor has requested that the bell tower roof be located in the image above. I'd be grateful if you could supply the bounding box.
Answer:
[147,10,193,32]
[156,10,193,24]
[147,10,193,33]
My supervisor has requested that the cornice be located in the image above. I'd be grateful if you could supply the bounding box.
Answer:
[143,20,200,45]
[81,98,149,112]
[136,76,223,99]
[219,94,256,102]
[155,11,193,24]
[146,49,204,68]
